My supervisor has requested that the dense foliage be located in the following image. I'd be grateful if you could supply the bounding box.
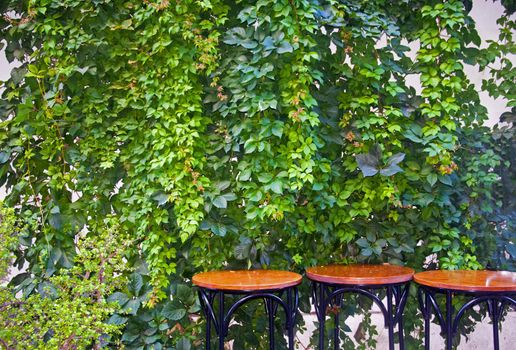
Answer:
[0,0,514,349]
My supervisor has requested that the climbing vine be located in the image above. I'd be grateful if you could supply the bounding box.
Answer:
[0,0,514,349]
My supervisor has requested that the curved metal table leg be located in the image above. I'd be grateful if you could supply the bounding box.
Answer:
[387,286,395,350]
[393,284,409,350]
[312,282,327,349]
[265,297,275,349]
[417,287,516,350]
[286,287,297,350]
[417,287,433,350]
[332,286,343,350]
[217,292,225,350]
[311,281,411,350]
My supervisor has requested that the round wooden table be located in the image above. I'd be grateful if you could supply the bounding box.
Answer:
[414,270,516,350]
[306,264,414,350]
[193,270,302,350]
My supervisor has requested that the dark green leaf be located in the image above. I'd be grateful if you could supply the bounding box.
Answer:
[176,284,192,301]
[439,175,453,186]
[506,244,516,258]
[356,238,370,248]
[128,273,143,296]
[235,237,252,260]
[0,151,9,164]
[386,153,405,166]
[162,302,186,321]
[176,337,192,350]
[356,153,379,177]
[258,173,273,183]
[107,314,128,325]
[212,196,227,209]
[214,181,230,191]
[222,193,237,201]
[270,180,283,194]
[277,41,293,54]
[427,173,438,187]
[123,299,141,315]
[380,165,403,176]
[108,292,130,306]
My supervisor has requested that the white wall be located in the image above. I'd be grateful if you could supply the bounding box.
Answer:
[0,46,12,81]
[467,0,513,126]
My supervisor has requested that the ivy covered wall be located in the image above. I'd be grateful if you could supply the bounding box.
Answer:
[0,0,514,349]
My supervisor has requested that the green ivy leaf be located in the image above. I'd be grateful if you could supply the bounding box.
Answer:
[214,181,230,192]
[176,337,192,350]
[239,168,252,181]
[212,196,228,209]
[427,173,438,187]
[271,123,284,138]
[356,153,379,177]
[107,292,130,306]
[222,193,237,201]
[361,248,373,257]
[380,164,403,176]
[162,302,186,321]
[439,175,453,186]
[356,238,370,248]
[386,153,405,166]
[152,192,168,206]
[507,244,516,258]
[123,299,141,316]
[235,237,252,260]
[0,151,9,164]
[107,314,128,326]
[270,180,283,194]
[128,273,143,296]
[258,173,273,183]
[277,40,293,54]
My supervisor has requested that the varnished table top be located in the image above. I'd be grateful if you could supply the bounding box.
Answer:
[414,270,516,292]
[192,270,302,291]
[306,264,415,285]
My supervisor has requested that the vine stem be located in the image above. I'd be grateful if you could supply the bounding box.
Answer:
[24,138,49,252]
[295,334,309,350]
[287,0,300,29]
[0,300,26,311]
[36,78,67,173]
[0,338,13,350]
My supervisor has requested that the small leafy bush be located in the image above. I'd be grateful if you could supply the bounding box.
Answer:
[0,212,131,349]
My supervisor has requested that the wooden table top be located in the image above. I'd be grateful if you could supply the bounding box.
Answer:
[414,270,516,292]
[306,264,415,285]
[192,270,302,291]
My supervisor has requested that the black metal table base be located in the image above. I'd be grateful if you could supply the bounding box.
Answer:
[417,286,516,350]
[311,282,410,350]
[198,287,299,350]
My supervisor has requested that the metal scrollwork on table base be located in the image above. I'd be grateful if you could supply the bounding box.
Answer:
[198,287,299,350]
[417,286,516,350]
[311,281,410,350]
